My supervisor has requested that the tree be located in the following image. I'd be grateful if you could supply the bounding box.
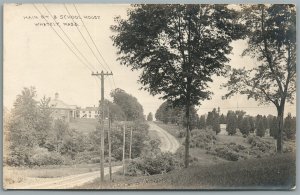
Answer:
[36,96,53,147]
[223,5,296,152]
[284,113,295,140]
[198,115,206,129]
[155,101,170,123]
[102,99,126,122]
[206,111,214,128]
[270,116,279,139]
[155,101,198,127]
[248,116,255,133]
[52,118,69,153]
[8,87,41,165]
[240,117,250,136]
[256,118,265,137]
[262,115,269,130]
[235,110,246,130]
[226,111,237,135]
[219,114,226,124]
[147,112,153,121]
[110,88,144,121]
[111,4,244,167]
[212,115,221,135]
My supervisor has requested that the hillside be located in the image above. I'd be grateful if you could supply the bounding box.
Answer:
[69,118,98,134]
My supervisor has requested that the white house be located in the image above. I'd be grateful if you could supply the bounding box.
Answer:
[78,106,100,119]
[50,93,77,122]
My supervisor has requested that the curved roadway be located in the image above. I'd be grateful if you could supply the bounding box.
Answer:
[148,122,180,153]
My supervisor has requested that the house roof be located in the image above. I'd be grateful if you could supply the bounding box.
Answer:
[50,93,76,110]
[80,107,98,111]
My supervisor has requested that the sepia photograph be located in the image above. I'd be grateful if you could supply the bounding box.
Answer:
[2,3,296,190]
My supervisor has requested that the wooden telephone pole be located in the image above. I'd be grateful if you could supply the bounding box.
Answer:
[107,103,112,181]
[92,71,113,182]
[122,123,126,176]
[129,127,133,160]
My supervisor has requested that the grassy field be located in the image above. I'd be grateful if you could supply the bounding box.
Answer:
[76,152,296,190]
[69,118,98,134]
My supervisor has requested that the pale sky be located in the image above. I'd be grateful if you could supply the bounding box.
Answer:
[4,4,296,118]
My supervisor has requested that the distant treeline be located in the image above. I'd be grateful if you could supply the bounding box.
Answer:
[155,101,296,139]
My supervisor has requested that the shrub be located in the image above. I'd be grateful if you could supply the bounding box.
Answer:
[189,129,216,148]
[214,147,240,161]
[247,135,272,152]
[30,147,63,166]
[177,129,186,138]
[126,152,179,176]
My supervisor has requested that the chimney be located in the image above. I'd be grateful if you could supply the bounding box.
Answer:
[55,92,59,100]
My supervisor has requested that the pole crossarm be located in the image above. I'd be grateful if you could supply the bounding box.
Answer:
[91,71,113,77]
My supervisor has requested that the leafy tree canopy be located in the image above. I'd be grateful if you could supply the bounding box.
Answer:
[110,88,144,121]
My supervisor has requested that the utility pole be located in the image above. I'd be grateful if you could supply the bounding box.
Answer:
[92,71,113,182]
[108,103,112,181]
[122,123,126,176]
[129,127,133,160]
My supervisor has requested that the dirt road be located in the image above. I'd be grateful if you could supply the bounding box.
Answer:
[148,122,180,153]
[6,166,122,189]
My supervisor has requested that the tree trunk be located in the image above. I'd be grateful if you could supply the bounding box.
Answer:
[276,107,284,153]
[184,103,190,168]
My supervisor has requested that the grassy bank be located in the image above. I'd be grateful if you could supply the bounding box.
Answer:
[76,152,295,190]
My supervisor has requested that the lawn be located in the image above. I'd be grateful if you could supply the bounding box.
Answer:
[76,152,296,190]
[69,118,97,134]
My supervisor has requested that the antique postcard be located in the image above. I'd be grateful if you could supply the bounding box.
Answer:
[3,3,296,190]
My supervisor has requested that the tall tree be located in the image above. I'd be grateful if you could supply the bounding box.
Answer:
[262,115,269,130]
[147,112,153,121]
[248,116,255,133]
[36,96,53,147]
[226,111,237,135]
[206,111,214,128]
[9,87,39,165]
[256,118,265,137]
[101,99,126,122]
[155,101,170,123]
[219,114,226,124]
[212,115,221,135]
[110,88,144,121]
[235,110,246,130]
[270,116,279,139]
[240,117,250,136]
[198,115,206,129]
[223,5,296,152]
[284,113,295,140]
[111,4,244,167]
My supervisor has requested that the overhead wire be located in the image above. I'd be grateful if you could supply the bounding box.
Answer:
[33,4,95,73]
[72,4,117,90]
[42,4,97,72]
[72,4,111,72]
[64,4,108,73]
